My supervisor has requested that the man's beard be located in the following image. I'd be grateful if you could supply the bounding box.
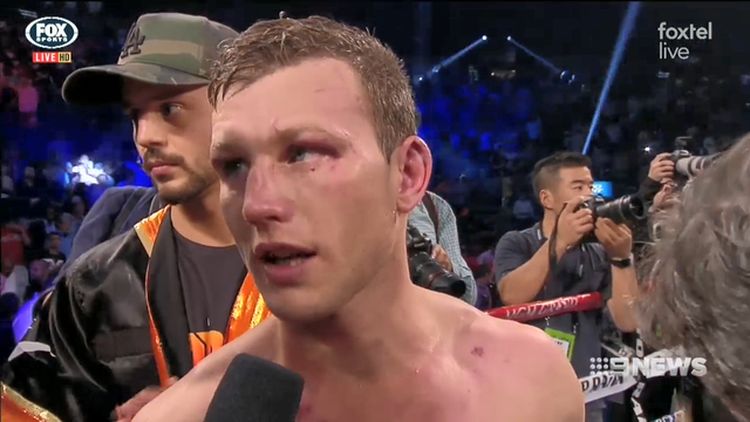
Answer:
[141,149,216,205]
[153,168,215,205]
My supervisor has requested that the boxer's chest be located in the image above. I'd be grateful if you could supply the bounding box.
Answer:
[293,361,487,422]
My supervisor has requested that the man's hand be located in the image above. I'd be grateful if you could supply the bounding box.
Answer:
[431,244,453,272]
[114,377,178,422]
[648,153,675,183]
[555,197,594,254]
[594,218,632,259]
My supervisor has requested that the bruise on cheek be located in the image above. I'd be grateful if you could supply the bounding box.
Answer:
[470,346,484,358]
[310,158,341,178]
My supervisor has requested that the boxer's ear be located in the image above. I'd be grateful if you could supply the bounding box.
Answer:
[391,135,432,214]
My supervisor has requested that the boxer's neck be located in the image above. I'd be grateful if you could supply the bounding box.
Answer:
[276,279,442,381]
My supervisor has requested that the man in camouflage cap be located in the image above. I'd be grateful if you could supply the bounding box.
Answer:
[1,13,271,422]
[62,12,234,104]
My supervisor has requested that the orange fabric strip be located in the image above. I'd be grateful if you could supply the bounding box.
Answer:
[134,207,271,386]
[143,269,172,387]
[226,273,270,343]
[0,383,62,422]
[189,330,225,366]
[133,206,169,257]
[135,208,173,387]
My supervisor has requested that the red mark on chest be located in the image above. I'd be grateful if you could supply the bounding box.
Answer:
[297,402,312,416]
[470,346,484,358]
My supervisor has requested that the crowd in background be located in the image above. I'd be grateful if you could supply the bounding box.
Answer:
[415,65,749,294]
[2,2,750,362]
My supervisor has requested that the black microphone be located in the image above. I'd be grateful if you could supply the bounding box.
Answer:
[204,354,305,422]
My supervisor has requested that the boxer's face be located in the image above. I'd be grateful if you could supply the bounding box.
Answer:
[212,58,413,323]
[123,80,217,205]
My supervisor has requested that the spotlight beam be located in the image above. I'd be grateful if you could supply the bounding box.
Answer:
[438,35,488,71]
[505,35,562,75]
[582,2,641,155]
[416,35,489,84]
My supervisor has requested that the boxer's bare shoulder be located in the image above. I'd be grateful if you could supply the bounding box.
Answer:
[456,307,584,420]
[422,290,585,421]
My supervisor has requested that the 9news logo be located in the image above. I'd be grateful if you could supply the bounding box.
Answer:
[590,356,707,378]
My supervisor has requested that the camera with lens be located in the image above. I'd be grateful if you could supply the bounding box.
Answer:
[669,150,721,179]
[406,225,467,298]
[575,194,647,243]
[669,135,722,179]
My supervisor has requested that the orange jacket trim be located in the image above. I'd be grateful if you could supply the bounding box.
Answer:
[134,207,270,387]
[0,383,62,422]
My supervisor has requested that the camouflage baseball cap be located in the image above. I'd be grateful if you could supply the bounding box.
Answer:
[61,13,238,105]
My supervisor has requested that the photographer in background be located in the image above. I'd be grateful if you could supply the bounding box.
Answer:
[638,133,750,422]
[638,152,675,206]
[494,151,639,422]
[632,152,675,257]
[634,142,721,253]
[408,191,478,306]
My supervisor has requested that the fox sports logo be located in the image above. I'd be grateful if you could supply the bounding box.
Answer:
[25,16,79,49]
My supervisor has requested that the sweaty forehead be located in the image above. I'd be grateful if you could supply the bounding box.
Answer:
[212,58,372,145]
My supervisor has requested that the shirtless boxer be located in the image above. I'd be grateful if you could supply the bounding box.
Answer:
[135,15,584,422]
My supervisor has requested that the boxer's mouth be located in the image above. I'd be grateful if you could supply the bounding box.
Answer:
[255,242,316,266]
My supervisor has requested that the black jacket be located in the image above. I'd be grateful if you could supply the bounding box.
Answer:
[2,199,269,421]
[3,208,193,422]
[62,186,160,275]
[2,207,266,422]
[2,229,157,422]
